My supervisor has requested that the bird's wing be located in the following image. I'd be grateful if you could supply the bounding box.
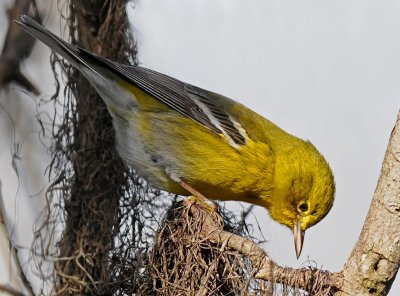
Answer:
[16,15,246,146]
[106,63,247,146]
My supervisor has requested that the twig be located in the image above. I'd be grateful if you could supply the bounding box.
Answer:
[0,0,40,95]
[0,182,34,296]
[0,284,25,296]
[184,199,343,294]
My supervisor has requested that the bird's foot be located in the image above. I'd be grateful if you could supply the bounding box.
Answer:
[179,180,218,212]
[186,195,218,212]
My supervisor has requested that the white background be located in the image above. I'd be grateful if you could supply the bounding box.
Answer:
[0,0,399,294]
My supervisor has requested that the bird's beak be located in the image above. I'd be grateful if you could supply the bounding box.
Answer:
[293,218,305,259]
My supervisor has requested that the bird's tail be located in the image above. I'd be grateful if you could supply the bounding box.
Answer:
[16,15,135,110]
[16,15,97,73]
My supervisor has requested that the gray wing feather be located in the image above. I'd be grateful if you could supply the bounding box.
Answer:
[109,63,246,145]
[17,15,246,146]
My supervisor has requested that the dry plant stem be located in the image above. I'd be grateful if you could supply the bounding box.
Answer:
[0,284,25,296]
[185,200,342,293]
[54,1,139,294]
[0,0,40,95]
[146,202,265,295]
[0,182,33,296]
[338,113,400,295]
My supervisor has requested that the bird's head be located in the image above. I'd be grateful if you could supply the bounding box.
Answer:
[266,142,335,258]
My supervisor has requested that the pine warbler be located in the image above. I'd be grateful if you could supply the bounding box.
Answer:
[17,15,335,258]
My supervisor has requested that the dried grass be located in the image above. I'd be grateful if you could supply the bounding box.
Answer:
[138,203,272,296]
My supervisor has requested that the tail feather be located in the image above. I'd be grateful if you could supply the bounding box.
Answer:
[16,15,94,72]
[16,15,136,110]
[16,15,125,85]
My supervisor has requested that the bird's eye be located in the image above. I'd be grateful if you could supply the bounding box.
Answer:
[298,202,309,213]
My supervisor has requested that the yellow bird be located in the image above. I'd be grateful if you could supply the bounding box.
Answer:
[17,15,335,258]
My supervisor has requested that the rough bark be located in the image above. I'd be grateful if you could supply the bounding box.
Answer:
[337,113,400,295]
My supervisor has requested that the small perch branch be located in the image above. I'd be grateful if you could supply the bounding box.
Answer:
[184,200,342,294]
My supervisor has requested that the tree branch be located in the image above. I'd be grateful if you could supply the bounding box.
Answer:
[185,200,342,294]
[338,112,400,295]
[0,0,40,95]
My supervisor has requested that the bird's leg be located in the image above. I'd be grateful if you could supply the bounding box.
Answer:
[179,180,218,212]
